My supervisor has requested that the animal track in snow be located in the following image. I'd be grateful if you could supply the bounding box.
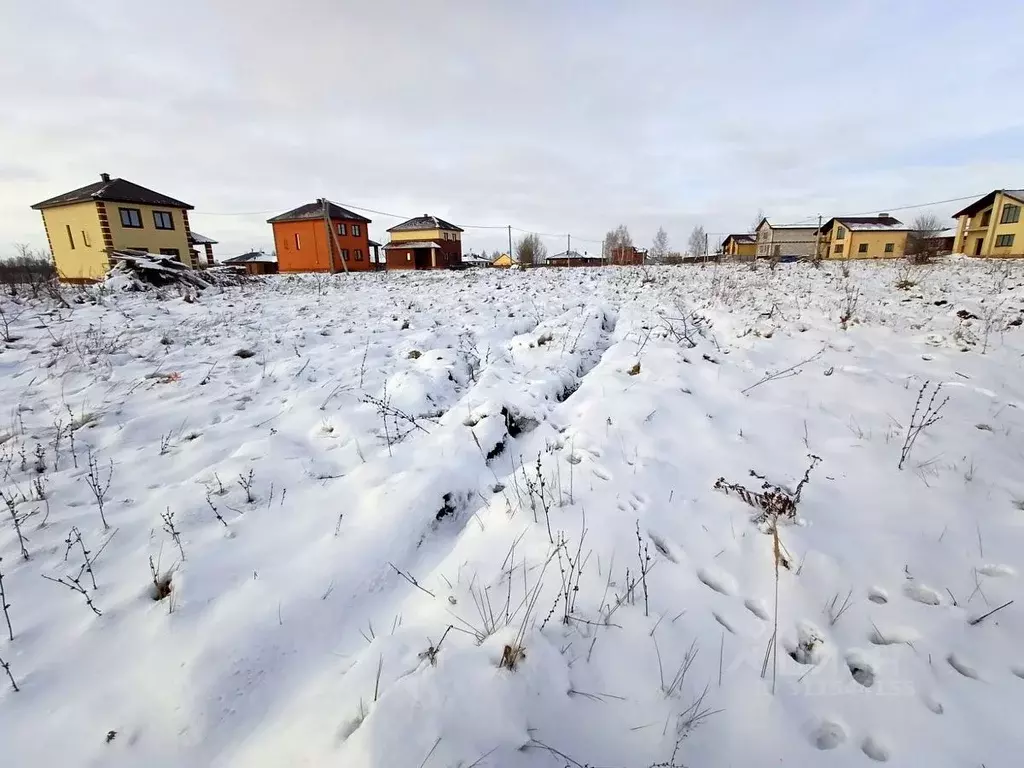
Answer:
[592,467,612,481]
[713,612,736,635]
[947,653,980,680]
[647,531,677,563]
[744,598,769,620]
[808,719,847,750]
[787,622,827,665]
[869,625,919,646]
[1011,666,1024,680]
[867,587,888,604]
[696,566,737,596]
[978,563,1016,577]
[861,735,891,762]
[903,583,942,606]
[920,690,944,714]
[845,651,876,687]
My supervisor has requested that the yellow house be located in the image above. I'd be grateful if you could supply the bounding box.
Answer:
[818,215,910,260]
[721,233,756,259]
[31,173,196,281]
[952,189,1024,258]
[382,214,463,270]
[491,253,516,268]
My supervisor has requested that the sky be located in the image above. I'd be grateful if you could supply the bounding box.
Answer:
[2,0,1024,259]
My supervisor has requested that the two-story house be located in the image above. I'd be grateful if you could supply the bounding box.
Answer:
[754,218,818,260]
[268,199,373,273]
[31,173,196,281]
[383,215,463,270]
[952,190,1024,258]
[818,215,910,260]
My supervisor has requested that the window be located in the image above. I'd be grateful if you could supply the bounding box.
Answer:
[355,249,363,261]
[119,207,143,228]
[996,234,1015,248]
[835,226,845,240]
[1001,204,1021,224]
[858,243,868,253]
[884,243,894,253]
[129,246,148,252]
[66,225,75,249]
[337,223,346,236]
[352,224,360,236]
[406,253,412,261]
[160,248,180,259]
[834,244,844,255]
[153,210,174,230]
[82,231,91,247]
[341,249,350,260]
[294,233,301,250]
[981,210,992,227]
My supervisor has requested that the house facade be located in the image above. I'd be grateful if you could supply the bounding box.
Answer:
[269,200,372,273]
[818,215,910,260]
[952,190,1024,258]
[721,233,756,259]
[383,215,463,270]
[545,250,603,267]
[755,219,818,260]
[31,173,195,281]
[222,251,278,275]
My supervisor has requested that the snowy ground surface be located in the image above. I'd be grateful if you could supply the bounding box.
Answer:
[2,259,1024,767]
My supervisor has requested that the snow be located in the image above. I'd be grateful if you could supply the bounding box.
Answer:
[1,257,1024,767]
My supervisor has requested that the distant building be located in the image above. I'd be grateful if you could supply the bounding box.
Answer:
[461,253,492,268]
[31,173,197,281]
[609,246,646,265]
[491,253,517,268]
[222,251,278,275]
[721,233,756,259]
[268,200,373,273]
[189,231,218,267]
[818,215,910,260]
[383,214,463,270]
[755,218,818,260]
[951,190,1024,257]
[545,250,603,267]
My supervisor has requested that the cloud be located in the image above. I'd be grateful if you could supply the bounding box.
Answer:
[2,0,1023,258]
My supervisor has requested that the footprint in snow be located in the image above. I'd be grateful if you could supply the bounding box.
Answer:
[808,719,847,750]
[713,612,737,635]
[978,563,1016,578]
[903,583,942,606]
[869,625,919,646]
[920,690,944,715]
[867,587,888,604]
[947,653,981,680]
[592,467,612,481]
[845,651,876,688]
[861,735,891,762]
[1011,666,1024,680]
[696,567,737,596]
[744,598,770,621]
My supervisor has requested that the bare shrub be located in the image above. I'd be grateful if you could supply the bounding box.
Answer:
[898,381,949,470]
[515,233,547,267]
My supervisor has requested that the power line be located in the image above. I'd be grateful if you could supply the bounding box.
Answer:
[776,193,983,227]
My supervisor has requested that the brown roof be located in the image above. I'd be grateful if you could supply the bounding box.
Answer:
[387,214,463,233]
[267,200,371,224]
[722,233,755,246]
[31,174,193,210]
[951,189,1024,219]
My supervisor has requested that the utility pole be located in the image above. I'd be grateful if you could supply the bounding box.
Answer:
[704,232,709,263]
[814,214,823,261]
[567,234,571,255]
[323,197,349,275]
[321,198,336,274]
[508,225,513,263]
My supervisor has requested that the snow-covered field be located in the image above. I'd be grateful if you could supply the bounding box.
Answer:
[1,259,1023,767]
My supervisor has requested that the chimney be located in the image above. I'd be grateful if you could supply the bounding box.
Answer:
[878,212,889,218]
[100,172,110,182]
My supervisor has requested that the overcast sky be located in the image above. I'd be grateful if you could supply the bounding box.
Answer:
[3,0,1023,258]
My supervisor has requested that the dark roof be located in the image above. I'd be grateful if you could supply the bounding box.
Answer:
[951,189,1024,219]
[819,215,908,233]
[31,174,193,210]
[387,214,463,233]
[223,251,277,264]
[368,239,382,247]
[189,231,217,245]
[722,233,755,245]
[267,200,371,224]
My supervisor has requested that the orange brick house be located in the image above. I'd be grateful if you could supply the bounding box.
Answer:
[268,199,372,273]
[383,214,463,270]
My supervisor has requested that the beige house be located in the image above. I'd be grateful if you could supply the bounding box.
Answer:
[952,190,1024,258]
[818,215,910,259]
[31,173,198,281]
[755,218,818,260]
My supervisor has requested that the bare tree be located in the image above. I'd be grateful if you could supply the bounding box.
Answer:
[650,227,670,263]
[515,233,547,267]
[906,213,946,264]
[603,225,633,263]
[687,225,707,260]
[749,209,766,234]
[0,244,57,298]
